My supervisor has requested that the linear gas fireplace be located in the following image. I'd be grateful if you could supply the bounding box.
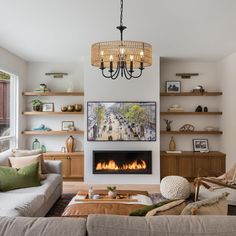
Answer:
[93,150,152,174]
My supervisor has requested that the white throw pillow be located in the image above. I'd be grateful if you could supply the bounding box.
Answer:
[9,154,46,180]
[12,149,47,174]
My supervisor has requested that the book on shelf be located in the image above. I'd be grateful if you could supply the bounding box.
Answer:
[166,150,182,154]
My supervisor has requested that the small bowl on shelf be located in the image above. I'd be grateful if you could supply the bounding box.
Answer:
[61,106,67,112]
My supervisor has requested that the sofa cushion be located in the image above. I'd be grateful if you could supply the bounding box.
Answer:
[12,149,47,174]
[7,174,62,200]
[0,150,12,167]
[0,216,87,236]
[146,199,186,216]
[0,163,41,192]
[87,215,236,236]
[0,193,44,217]
[181,192,228,215]
[9,154,46,180]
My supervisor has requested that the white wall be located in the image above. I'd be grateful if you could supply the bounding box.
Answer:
[0,47,27,148]
[25,62,84,151]
[218,52,236,170]
[160,59,221,151]
[84,56,160,184]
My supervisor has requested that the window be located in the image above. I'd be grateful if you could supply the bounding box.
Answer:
[0,71,18,153]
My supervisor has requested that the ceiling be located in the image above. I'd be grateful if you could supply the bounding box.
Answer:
[1,0,236,62]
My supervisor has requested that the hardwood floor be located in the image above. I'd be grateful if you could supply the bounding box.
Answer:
[63,181,160,194]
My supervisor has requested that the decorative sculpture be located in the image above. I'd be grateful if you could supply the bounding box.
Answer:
[179,124,195,132]
[164,119,173,131]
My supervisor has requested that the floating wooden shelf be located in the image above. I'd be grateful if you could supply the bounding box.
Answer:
[22,130,84,135]
[160,112,222,115]
[43,151,84,156]
[22,92,84,96]
[160,151,225,157]
[160,92,222,96]
[160,130,223,135]
[22,111,84,115]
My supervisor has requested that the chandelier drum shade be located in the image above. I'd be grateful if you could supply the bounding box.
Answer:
[91,0,152,80]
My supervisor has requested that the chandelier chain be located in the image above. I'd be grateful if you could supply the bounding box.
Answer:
[120,0,124,26]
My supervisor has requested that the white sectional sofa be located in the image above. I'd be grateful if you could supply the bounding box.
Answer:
[0,150,62,217]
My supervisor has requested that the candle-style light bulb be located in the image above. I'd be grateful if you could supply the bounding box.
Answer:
[109,55,113,61]
[130,55,134,61]
[120,47,125,55]
[140,50,144,59]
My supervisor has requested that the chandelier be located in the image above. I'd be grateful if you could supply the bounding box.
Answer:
[91,0,152,80]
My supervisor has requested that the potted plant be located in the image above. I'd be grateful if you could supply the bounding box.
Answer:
[107,186,117,198]
[31,99,43,112]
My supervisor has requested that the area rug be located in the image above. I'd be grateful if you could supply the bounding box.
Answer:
[46,194,74,217]
[46,193,165,217]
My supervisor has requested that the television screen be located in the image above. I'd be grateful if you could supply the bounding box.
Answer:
[87,102,156,141]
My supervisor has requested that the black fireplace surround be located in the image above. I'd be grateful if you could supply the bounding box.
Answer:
[93,150,152,174]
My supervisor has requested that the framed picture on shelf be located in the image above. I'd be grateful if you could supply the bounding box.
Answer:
[166,81,181,93]
[193,139,209,152]
[62,121,75,131]
[42,103,54,112]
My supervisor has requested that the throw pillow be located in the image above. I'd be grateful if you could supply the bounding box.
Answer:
[9,155,46,180]
[181,192,229,215]
[0,163,41,191]
[12,149,47,174]
[129,200,174,216]
[146,199,186,217]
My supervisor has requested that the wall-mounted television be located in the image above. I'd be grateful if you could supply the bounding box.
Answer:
[87,102,156,141]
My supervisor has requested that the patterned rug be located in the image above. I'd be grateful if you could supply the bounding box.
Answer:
[46,193,166,217]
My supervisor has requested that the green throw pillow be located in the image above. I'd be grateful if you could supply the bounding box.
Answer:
[0,162,41,191]
[129,200,174,216]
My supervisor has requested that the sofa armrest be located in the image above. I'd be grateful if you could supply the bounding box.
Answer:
[44,160,62,175]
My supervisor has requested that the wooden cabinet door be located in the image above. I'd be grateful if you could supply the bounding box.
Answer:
[194,156,209,177]
[209,156,225,176]
[54,156,70,178]
[160,156,177,179]
[177,156,194,178]
[70,155,84,178]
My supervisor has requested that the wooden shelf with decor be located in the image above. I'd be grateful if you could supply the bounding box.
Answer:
[22,111,84,116]
[160,130,223,135]
[22,130,84,135]
[160,151,226,181]
[160,112,222,115]
[160,92,222,96]
[43,151,84,180]
[22,91,84,96]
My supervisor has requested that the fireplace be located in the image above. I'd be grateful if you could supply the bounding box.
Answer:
[93,150,152,174]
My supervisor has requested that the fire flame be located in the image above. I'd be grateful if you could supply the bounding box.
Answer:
[96,160,147,171]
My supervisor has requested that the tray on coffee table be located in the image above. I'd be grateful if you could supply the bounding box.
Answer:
[74,190,144,202]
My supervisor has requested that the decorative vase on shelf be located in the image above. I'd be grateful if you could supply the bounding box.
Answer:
[32,138,40,150]
[169,136,176,151]
[108,190,117,199]
[107,186,117,199]
[66,136,74,153]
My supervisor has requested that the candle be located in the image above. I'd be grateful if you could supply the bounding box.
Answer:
[130,55,134,72]
[109,55,113,72]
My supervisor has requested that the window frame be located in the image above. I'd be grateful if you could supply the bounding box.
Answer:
[0,70,19,152]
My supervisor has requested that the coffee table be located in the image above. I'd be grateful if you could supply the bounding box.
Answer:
[62,189,151,217]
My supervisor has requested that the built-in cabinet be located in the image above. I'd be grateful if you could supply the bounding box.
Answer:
[22,92,85,181]
[160,151,225,181]
[43,152,84,180]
